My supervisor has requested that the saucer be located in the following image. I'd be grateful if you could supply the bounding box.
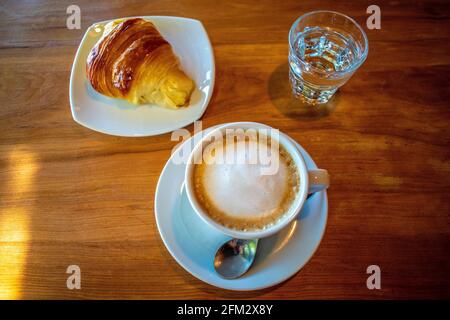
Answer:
[154,125,328,291]
[70,16,214,137]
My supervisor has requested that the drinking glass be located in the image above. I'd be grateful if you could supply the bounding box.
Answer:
[289,11,369,104]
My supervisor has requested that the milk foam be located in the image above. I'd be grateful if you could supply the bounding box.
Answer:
[200,139,289,218]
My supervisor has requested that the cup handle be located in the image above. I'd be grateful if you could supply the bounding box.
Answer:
[308,169,330,194]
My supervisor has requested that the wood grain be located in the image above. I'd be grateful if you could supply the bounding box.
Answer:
[0,0,449,299]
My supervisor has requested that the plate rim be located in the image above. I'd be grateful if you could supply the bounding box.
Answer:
[154,124,328,291]
[69,16,215,137]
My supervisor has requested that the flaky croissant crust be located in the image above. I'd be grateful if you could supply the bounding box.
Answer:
[86,18,194,107]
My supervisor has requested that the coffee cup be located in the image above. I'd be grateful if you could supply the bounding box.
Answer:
[185,122,329,239]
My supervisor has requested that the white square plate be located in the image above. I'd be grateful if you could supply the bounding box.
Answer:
[69,16,215,137]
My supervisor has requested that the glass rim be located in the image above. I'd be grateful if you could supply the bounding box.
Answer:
[288,10,369,77]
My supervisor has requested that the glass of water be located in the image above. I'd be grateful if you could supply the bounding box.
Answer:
[289,11,369,104]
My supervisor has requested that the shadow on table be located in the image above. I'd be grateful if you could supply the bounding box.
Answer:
[267,63,339,119]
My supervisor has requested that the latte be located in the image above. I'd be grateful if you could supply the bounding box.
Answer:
[192,132,300,231]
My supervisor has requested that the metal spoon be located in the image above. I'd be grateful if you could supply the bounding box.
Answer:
[214,193,315,279]
[214,239,259,279]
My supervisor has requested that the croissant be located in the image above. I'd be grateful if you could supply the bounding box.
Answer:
[86,18,195,108]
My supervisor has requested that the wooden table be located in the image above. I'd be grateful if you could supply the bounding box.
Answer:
[0,0,449,299]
